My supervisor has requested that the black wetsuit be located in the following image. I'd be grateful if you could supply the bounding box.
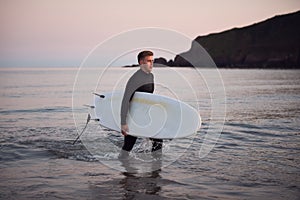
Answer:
[121,69,163,152]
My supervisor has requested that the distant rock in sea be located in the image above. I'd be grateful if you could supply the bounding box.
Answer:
[123,64,139,68]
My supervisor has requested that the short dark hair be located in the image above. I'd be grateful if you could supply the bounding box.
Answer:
[137,50,153,63]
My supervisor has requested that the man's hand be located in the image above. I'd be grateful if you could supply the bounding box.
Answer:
[121,124,129,136]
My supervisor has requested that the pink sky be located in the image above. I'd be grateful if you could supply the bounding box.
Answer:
[0,0,300,67]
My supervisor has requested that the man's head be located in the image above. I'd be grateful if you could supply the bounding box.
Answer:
[138,50,154,73]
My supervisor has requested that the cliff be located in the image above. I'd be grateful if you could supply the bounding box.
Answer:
[171,11,300,68]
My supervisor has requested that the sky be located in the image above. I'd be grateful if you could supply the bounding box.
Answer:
[0,0,300,67]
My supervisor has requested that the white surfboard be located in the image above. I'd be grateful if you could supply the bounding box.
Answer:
[93,91,201,139]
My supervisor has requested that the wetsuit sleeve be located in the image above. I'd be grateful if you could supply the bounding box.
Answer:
[151,73,154,93]
[120,77,136,125]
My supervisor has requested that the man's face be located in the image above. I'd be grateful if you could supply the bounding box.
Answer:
[140,55,154,73]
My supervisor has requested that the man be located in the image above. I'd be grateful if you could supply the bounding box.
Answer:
[120,50,163,154]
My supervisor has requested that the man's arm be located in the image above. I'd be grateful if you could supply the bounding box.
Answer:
[120,77,136,135]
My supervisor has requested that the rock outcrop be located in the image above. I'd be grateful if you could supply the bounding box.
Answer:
[173,11,300,68]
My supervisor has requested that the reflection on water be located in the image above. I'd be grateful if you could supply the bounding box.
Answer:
[120,170,162,199]
[119,152,163,199]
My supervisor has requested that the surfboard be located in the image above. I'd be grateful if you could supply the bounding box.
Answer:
[93,91,201,139]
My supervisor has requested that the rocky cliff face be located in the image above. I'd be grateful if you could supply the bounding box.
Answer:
[171,11,300,68]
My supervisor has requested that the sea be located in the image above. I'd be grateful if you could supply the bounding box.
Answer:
[0,67,299,200]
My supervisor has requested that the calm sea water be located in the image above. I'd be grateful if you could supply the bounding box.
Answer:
[0,67,299,199]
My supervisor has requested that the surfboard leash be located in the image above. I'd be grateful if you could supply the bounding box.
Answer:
[72,113,91,145]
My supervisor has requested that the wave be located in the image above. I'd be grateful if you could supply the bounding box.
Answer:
[18,139,99,162]
[0,106,72,114]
